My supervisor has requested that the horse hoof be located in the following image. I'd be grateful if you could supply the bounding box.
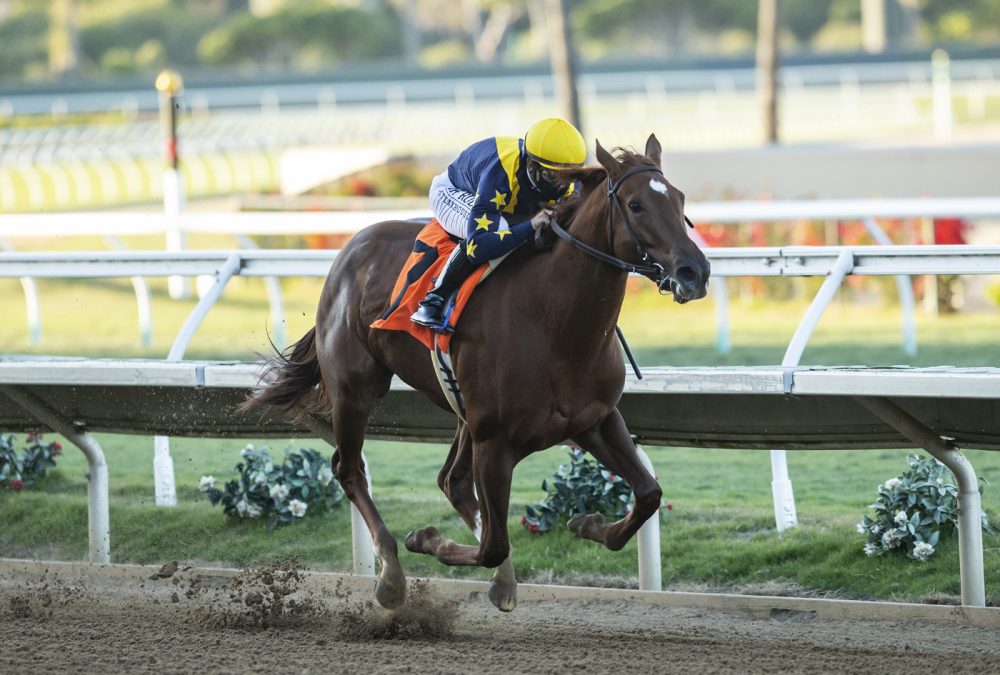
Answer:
[404,526,440,555]
[488,581,517,612]
[374,574,406,610]
[567,512,606,542]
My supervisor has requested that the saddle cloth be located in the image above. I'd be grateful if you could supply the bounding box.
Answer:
[370,219,490,353]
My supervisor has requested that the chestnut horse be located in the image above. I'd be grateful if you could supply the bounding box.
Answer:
[242,135,710,611]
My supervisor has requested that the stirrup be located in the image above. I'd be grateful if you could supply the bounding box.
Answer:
[410,295,452,332]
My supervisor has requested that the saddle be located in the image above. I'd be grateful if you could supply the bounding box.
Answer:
[371,220,492,350]
[371,220,504,419]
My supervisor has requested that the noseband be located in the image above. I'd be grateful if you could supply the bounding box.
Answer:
[548,164,695,295]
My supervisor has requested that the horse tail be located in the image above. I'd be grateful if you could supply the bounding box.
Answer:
[240,327,326,419]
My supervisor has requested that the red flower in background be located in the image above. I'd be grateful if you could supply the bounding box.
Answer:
[9,479,25,492]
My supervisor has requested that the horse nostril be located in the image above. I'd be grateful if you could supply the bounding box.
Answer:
[675,266,699,289]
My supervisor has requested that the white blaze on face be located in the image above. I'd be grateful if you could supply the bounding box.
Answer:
[649,178,669,196]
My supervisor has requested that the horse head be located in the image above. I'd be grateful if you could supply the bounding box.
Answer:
[589,135,710,304]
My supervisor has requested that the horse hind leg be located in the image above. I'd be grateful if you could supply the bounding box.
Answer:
[322,357,406,609]
[434,425,517,612]
[569,408,662,551]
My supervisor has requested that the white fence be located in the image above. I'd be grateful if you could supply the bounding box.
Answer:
[3,195,1000,349]
[0,204,999,603]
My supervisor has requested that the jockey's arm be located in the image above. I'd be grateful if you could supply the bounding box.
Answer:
[463,170,535,264]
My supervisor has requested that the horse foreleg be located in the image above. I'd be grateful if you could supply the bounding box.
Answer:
[329,391,406,610]
[569,408,662,551]
[436,425,517,611]
[406,437,518,611]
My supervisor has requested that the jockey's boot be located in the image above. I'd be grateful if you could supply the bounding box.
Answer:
[410,243,474,331]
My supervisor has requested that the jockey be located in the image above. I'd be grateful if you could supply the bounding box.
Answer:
[411,117,587,330]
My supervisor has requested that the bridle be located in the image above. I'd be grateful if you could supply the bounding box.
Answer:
[548,164,695,295]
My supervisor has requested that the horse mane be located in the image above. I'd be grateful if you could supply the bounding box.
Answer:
[552,147,657,224]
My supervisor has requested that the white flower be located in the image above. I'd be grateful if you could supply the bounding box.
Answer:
[912,541,935,561]
[870,524,881,535]
[252,471,268,486]
[198,475,215,492]
[894,510,908,525]
[318,465,334,487]
[236,499,249,517]
[863,543,881,557]
[883,477,902,491]
[289,499,307,518]
[856,521,867,534]
[246,503,263,519]
[269,483,290,502]
[881,530,901,549]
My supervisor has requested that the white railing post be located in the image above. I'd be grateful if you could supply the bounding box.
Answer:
[862,217,916,356]
[235,234,286,349]
[0,238,42,345]
[153,252,243,506]
[771,249,855,532]
[105,236,154,348]
[635,444,662,592]
[932,49,953,141]
[689,227,731,353]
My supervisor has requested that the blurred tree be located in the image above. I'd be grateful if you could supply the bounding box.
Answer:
[80,4,220,72]
[197,1,403,68]
[782,0,835,44]
[576,0,758,56]
[0,6,47,79]
[920,0,1000,40]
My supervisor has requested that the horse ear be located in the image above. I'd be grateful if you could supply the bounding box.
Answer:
[644,133,662,168]
[595,140,620,179]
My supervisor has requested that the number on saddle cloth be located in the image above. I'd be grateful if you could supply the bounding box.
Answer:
[378,239,439,321]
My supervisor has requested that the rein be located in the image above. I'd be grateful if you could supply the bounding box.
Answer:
[548,164,694,295]
[546,163,694,381]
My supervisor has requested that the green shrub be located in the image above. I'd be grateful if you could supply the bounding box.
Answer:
[202,443,343,530]
[523,445,660,534]
[0,433,63,492]
[858,454,995,561]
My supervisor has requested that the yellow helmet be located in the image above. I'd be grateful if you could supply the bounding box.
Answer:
[524,118,586,169]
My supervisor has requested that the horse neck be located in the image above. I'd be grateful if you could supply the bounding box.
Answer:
[545,192,630,348]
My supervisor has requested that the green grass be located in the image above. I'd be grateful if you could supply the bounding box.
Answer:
[1,278,999,603]
[3,437,999,603]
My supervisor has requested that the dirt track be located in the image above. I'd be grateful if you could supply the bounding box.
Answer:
[2,561,999,674]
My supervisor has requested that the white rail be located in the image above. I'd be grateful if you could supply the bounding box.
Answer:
[2,244,999,278]
[2,197,1000,236]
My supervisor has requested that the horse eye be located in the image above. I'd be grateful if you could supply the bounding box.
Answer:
[628,201,643,213]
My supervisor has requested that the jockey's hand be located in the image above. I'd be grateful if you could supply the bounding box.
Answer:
[530,209,555,232]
